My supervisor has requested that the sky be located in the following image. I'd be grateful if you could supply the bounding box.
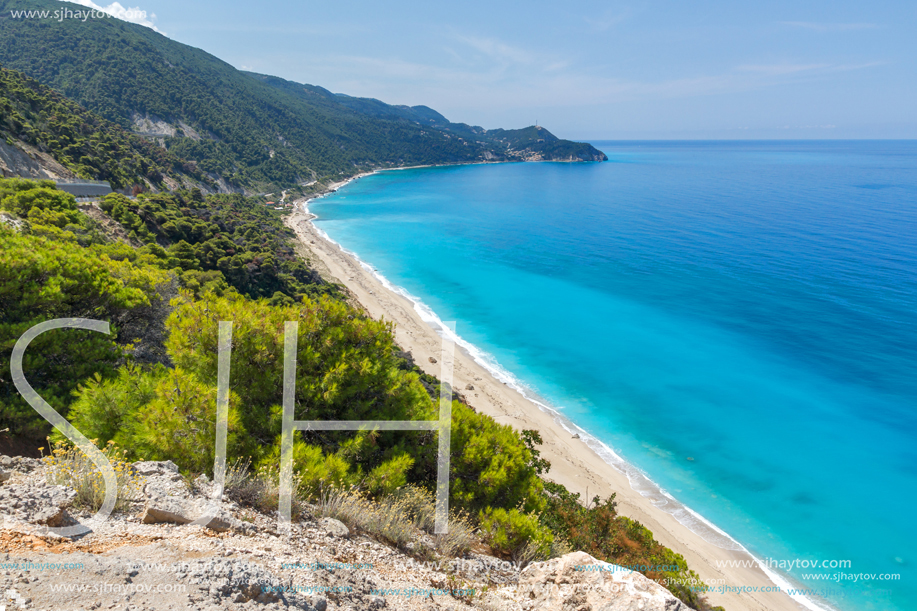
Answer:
[72,0,916,140]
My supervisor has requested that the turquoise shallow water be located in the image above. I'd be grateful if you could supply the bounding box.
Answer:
[310,141,917,611]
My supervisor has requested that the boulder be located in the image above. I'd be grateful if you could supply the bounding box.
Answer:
[132,460,180,477]
[525,551,694,611]
[483,551,695,611]
[319,517,350,538]
[137,461,233,532]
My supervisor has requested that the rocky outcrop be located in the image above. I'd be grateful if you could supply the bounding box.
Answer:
[138,461,236,532]
[483,551,694,610]
[0,139,79,180]
[131,112,178,138]
[0,456,74,529]
[0,455,41,473]
[0,212,25,232]
[0,455,696,611]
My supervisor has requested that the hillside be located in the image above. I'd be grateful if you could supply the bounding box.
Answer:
[246,73,608,164]
[0,65,211,190]
[0,0,606,191]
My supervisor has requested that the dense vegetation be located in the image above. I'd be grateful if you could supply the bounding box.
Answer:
[0,178,172,439]
[0,66,203,189]
[539,481,718,609]
[0,0,604,191]
[97,189,332,301]
[249,73,608,163]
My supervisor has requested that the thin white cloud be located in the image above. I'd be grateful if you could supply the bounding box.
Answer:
[454,35,534,65]
[780,21,879,33]
[68,0,163,33]
[736,63,829,76]
[824,61,887,72]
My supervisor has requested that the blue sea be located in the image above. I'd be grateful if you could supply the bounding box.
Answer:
[309,141,917,611]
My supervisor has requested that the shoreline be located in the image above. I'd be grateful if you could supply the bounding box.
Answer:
[285,174,821,611]
[306,156,602,201]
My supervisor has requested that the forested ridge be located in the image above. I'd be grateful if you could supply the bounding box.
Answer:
[0,0,605,192]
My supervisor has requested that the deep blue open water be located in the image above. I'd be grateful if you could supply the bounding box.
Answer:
[309,141,917,611]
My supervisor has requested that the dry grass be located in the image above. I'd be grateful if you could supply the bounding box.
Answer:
[392,485,436,531]
[43,440,141,512]
[318,485,478,557]
[550,535,573,558]
[434,513,476,557]
[317,488,416,548]
[223,458,308,521]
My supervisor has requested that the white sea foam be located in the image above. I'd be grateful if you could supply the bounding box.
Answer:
[300,187,838,611]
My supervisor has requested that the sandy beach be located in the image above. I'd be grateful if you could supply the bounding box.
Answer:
[285,180,811,611]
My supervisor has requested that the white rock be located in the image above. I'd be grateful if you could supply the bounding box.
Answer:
[319,517,350,537]
[484,551,695,611]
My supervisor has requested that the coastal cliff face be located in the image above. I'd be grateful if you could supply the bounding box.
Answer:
[0,457,692,611]
[0,139,78,181]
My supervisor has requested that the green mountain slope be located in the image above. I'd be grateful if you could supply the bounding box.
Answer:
[0,65,209,189]
[0,0,605,191]
[247,72,608,163]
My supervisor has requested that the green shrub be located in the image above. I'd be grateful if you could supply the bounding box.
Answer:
[164,293,435,450]
[448,402,545,514]
[537,480,720,609]
[479,507,553,562]
[364,453,414,497]
[127,368,247,474]
[260,439,355,499]
[0,205,171,442]
[64,364,163,447]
